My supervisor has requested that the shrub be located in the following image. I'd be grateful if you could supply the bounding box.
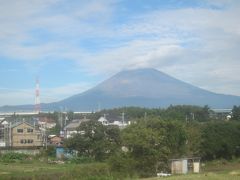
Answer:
[0,152,30,163]
[108,152,137,178]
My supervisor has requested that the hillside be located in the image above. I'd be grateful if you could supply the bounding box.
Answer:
[57,68,239,111]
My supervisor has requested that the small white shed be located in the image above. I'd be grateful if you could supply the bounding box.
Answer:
[170,157,201,174]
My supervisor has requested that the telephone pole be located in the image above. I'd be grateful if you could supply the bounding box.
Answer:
[35,77,40,113]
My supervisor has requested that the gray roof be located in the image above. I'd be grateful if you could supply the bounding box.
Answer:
[104,114,128,123]
[64,118,90,131]
[11,121,34,129]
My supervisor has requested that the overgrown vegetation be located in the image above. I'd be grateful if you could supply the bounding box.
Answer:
[0,152,30,163]
[63,105,240,178]
[0,162,114,180]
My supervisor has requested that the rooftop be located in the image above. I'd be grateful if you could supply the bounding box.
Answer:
[64,118,90,131]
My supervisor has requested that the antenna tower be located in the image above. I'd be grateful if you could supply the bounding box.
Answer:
[35,77,41,113]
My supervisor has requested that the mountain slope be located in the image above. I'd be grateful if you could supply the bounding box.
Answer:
[56,68,240,111]
[1,68,240,112]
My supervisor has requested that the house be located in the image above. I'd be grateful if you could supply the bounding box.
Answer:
[11,121,43,148]
[0,119,9,147]
[98,114,129,129]
[64,118,90,138]
[109,120,128,129]
[0,119,8,126]
[38,116,56,129]
[98,116,108,125]
[0,119,8,147]
[49,135,63,146]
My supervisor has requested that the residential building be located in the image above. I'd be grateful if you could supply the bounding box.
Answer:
[64,118,90,138]
[98,114,129,129]
[49,135,63,146]
[0,119,9,147]
[98,116,108,125]
[38,116,56,129]
[11,121,43,148]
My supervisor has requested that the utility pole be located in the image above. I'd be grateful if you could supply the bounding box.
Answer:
[122,112,125,125]
[59,110,63,130]
[9,122,12,148]
[35,77,41,113]
[144,112,147,121]
[45,123,47,150]
[65,115,68,127]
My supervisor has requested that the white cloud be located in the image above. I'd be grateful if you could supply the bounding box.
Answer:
[77,3,240,96]
[0,0,114,61]
[0,0,240,104]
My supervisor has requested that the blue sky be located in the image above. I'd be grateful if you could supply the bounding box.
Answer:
[0,0,240,106]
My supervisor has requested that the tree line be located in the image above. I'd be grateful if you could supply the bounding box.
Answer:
[64,105,240,177]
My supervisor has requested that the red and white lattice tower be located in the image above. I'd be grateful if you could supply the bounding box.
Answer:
[35,77,40,113]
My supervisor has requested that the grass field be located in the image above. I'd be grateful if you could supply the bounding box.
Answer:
[145,172,240,180]
[145,160,240,180]
[1,160,240,179]
[0,161,114,180]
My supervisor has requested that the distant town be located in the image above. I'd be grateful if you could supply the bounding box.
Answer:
[0,106,234,155]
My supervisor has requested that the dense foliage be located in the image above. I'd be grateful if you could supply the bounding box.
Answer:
[64,120,121,161]
[118,118,187,177]
[93,105,212,122]
[231,105,240,121]
[200,122,240,160]
[63,105,240,178]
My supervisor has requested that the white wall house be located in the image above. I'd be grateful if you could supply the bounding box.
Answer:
[64,118,89,138]
[0,119,8,147]
[98,117,108,125]
[97,116,129,129]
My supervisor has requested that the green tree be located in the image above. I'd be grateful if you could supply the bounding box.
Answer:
[231,105,240,121]
[64,120,121,161]
[185,122,202,156]
[66,111,74,121]
[119,118,187,177]
[200,122,240,160]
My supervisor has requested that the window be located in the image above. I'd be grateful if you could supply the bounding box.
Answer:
[0,128,4,139]
[17,129,23,133]
[27,139,33,143]
[20,139,33,144]
[27,128,33,133]
[20,139,26,144]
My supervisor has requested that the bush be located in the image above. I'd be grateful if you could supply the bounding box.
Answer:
[46,146,56,157]
[200,122,240,160]
[0,152,30,163]
[108,152,137,178]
